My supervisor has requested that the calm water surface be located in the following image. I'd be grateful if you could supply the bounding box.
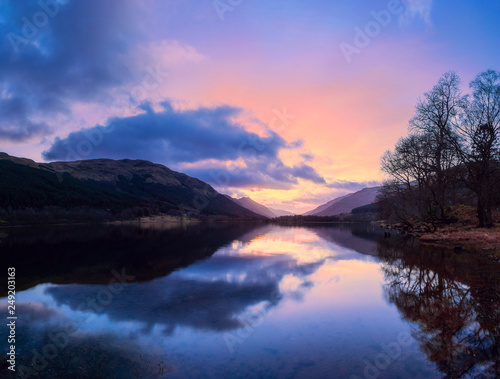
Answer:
[1,223,499,378]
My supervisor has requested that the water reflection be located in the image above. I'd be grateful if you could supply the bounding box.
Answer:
[0,223,268,294]
[3,301,169,378]
[2,223,498,377]
[378,235,500,377]
[37,225,351,334]
[305,224,383,256]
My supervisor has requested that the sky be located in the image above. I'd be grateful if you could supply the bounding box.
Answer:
[1,0,500,213]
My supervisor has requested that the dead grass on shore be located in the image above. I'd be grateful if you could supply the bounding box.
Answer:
[419,205,500,256]
[420,228,500,251]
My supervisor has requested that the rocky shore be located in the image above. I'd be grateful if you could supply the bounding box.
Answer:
[419,228,500,261]
[379,206,500,262]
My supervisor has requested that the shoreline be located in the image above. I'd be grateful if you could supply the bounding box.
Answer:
[0,216,269,228]
[380,220,500,262]
[419,228,500,261]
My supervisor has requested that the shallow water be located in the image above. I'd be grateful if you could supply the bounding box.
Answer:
[0,223,499,378]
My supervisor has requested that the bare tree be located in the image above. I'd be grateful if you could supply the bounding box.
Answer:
[380,133,446,228]
[408,71,465,222]
[381,70,500,228]
[452,70,500,227]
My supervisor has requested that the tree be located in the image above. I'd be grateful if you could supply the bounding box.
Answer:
[380,134,434,225]
[381,70,500,228]
[452,70,500,227]
[408,71,464,223]
[380,131,461,228]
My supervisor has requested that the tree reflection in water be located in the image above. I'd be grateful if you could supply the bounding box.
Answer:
[378,236,500,377]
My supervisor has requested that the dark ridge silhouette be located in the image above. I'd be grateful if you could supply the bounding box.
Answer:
[0,153,265,223]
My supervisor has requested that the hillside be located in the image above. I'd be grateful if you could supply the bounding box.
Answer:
[231,197,276,218]
[269,207,294,217]
[306,187,380,217]
[229,197,295,218]
[303,194,350,216]
[0,153,264,222]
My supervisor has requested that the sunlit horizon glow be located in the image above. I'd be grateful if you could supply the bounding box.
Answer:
[1,0,499,212]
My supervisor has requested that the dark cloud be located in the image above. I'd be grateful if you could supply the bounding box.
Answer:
[43,102,285,163]
[0,0,143,141]
[43,101,326,188]
[188,161,326,190]
[0,96,52,141]
[291,164,326,184]
[300,153,314,162]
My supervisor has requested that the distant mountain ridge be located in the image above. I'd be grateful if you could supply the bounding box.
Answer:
[268,207,294,217]
[231,197,276,218]
[229,196,295,218]
[0,153,264,222]
[303,194,350,216]
[305,187,380,217]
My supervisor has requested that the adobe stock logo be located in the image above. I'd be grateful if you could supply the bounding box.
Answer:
[213,0,243,22]
[340,0,404,63]
[8,0,72,54]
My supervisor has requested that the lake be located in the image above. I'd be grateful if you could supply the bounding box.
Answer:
[1,223,499,378]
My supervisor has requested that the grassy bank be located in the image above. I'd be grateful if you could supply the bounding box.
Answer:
[384,205,500,260]
[420,228,500,260]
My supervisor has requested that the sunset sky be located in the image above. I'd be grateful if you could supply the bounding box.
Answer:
[1,0,500,213]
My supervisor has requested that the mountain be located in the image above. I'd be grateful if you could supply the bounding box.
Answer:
[305,187,380,217]
[303,194,350,216]
[268,207,294,217]
[229,197,296,218]
[231,197,276,218]
[0,153,265,222]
